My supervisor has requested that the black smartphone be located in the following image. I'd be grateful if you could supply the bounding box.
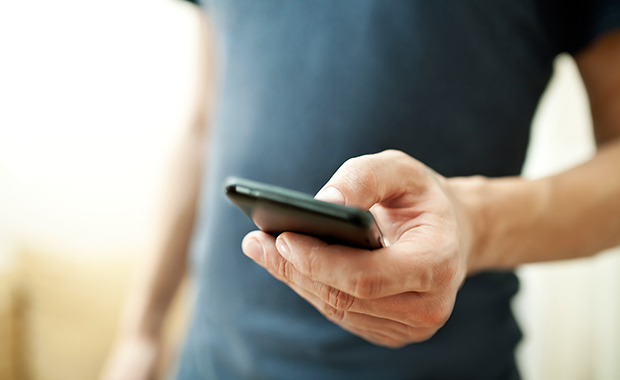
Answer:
[224,177,384,250]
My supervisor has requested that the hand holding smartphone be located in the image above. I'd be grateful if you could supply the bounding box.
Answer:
[224,177,384,250]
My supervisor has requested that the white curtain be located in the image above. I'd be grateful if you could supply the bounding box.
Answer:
[515,54,620,380]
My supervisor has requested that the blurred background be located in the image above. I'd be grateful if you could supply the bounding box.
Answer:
[0,1,618,379]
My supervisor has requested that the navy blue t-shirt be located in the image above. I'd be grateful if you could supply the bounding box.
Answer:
[176,1,620,379]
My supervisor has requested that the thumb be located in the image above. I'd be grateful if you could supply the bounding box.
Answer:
[315,150,426,210]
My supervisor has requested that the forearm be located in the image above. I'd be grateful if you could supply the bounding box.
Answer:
[455,137,620,272]
[117,8,213,340]
[119,201,196,338]
[118,132,203,338]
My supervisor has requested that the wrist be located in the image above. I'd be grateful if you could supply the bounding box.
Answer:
[448,175,552,273]
[446,175,493,274]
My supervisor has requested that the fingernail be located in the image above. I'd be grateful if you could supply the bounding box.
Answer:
[315,186,345,205]
[276,238,291,260]
[242,238,264,264]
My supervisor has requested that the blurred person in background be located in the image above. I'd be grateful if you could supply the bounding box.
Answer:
[101,1,620,379]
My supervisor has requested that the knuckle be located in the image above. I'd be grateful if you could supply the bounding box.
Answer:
[416,267,435,292]
[270,257,295,283]
[383,148,416,167]
[383,149,409,163]
[349,275,382,299]
[341,156,379,196]
[302,246,320,277]
[417,248,460,292]
[417,301,451,328]
[439,257,459,287]
[321,304,346,323]
[429,249,460,290]
[325,286,355,311]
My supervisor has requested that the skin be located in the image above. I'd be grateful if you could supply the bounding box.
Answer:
[242,30,620,348]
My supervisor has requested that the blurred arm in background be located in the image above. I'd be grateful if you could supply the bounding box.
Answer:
[99,5,213,380]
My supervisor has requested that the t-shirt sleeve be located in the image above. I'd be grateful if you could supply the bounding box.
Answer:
[539,0,620,54]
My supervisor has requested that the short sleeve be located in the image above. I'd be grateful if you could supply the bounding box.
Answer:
[538,0,620,54]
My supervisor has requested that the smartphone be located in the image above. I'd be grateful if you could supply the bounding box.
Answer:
[224,177,384,250]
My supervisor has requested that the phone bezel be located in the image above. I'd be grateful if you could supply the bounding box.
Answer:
[224,177,384,250]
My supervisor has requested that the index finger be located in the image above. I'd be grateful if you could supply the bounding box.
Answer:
[277,231,441,299]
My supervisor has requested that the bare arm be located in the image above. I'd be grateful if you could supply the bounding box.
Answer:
[240,30,620,348]
[464,29,620,271]
[100,6,213,379]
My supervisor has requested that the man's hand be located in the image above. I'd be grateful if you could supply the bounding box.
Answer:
[242,150,479,347]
